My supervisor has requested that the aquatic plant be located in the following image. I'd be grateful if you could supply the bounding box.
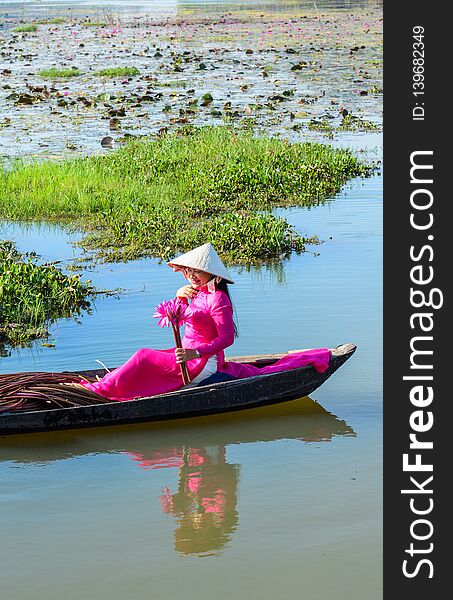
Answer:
[79,209,311,264]
[37,17,66,25]
[155,80,188,88]
[38,67,81,78]
[38,17,68,25]
[13,24,38,33]
[0,240,95,353]
[338,114,379,131]
[95,67,140,77]
[307,118,335,134]
[0,126,370,264]
[154,298,190,383]
[82,21,108,27]
[153,298,189,329]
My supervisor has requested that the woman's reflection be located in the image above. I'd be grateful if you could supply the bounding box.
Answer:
[130,445,239,556]
[1,396,356,557]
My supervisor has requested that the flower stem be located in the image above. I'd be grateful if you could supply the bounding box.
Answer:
[172,325,191,385]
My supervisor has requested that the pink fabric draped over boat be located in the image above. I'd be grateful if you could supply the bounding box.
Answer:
[80,286,331,401]
[219,348,331,380]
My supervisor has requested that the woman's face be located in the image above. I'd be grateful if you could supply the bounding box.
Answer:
[183,268,213,289]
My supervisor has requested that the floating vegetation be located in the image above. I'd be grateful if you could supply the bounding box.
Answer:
[0,240,95,354]
[82,21,108,27]
[154,80,188,88]
[12,24,38,33]
[0,6,382,351]
[188,213,319,261]
[38,67,81,79]
[305,113,379,135]
[95,67,140,77]
[80,210,315,264]
[307,118,335,135]
[0,126,371,264]
[0,7,382,159]
[338,114,379,131]
[36,17,67,25]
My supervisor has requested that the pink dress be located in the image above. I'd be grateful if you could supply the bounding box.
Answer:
[81,286,331,401]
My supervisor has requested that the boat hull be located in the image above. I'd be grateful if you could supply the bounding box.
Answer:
[0,345,355,435]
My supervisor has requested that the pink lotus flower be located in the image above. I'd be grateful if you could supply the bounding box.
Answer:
[160,486,174,513]
[153,298,191,385]
[153,298,189,328]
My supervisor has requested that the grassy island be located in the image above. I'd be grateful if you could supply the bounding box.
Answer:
[0,126,371,264]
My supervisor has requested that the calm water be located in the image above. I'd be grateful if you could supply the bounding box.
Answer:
[0,169,382,599]
[0,1,382,159]
[0,0,379,12]
[0,2,382,598]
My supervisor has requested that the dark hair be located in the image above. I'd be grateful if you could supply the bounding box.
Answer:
[216,278,239,338]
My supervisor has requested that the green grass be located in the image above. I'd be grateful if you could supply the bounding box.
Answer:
[95,67,140,77]
[0,126,370,264]
[38,67,81,78]
[155,80,188,88]
[0,240,94,353]
[82,21,108,27]
[37,17,67,25]
[13,23,38,33]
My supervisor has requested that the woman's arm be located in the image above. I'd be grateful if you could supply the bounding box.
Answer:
[196,295,235,357]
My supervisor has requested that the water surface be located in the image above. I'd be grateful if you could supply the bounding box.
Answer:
[0,0,382,158]
[0,2,382,598]
[0,169,382,599]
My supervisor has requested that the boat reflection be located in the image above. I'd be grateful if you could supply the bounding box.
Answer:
[0,397,355,556]
[120,397,355,556]
[0,396,355,460]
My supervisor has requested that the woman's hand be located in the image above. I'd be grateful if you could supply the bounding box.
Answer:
[175,348,199,363]
[176,285,198,301]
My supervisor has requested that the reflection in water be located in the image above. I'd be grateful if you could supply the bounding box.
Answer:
[122,398,354,555]
[164,447,238,556]
[0,397,355,556]
[236,260,288,287]
[130,446,239,556]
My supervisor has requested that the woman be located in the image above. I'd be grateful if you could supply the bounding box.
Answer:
[75,242,331,401]
[77,243,238,401]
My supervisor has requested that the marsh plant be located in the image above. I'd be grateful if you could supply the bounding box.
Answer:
[12,24,38,33]
[338,114,379,131]
[95,67,140,77]
[37,17,67,25]
[0,126,370,264]
[0,240,95,353]
[38,67,82,78]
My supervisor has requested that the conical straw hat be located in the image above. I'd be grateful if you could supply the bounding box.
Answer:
[167,243,235,284]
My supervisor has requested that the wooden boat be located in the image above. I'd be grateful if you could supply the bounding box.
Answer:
[0,343,356,435]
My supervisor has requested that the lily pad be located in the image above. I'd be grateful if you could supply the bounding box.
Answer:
[291,62,308,71]
[96,93,111,102]
[201,93,213,106]
[108,107,126,117]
